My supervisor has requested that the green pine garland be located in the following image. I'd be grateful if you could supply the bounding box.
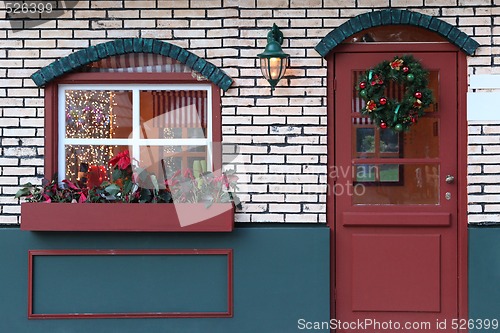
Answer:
[356,55,434,132]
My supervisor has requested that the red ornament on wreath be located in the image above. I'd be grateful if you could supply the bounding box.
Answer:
[355,54,434,132]
[359,82,367,89]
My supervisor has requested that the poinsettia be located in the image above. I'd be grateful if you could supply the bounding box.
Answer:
[166,168,240,208]
[109,150,131,170]
[16,150,240,208]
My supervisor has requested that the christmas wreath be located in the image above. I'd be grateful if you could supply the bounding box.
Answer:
[356,55,434,132]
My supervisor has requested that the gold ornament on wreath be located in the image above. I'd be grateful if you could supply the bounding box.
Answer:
[356,55,434,132]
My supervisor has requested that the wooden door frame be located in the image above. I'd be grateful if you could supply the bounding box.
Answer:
[326,42,469,321]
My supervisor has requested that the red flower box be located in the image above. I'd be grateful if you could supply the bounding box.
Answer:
[20,202,234,232]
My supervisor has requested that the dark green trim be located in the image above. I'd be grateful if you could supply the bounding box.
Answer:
[31,38,233,91]
[315,9,480,57]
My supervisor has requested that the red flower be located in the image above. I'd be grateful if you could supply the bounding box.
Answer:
[109,150,131,170]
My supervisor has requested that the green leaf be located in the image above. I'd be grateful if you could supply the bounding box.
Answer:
[139,188,152,202]
[105,183,121,197]
[15,185,33,199]
[122,179,133,194]
[112,168,122,181]
[150,174,159,193]
[136,167,149,182]
[159,191,172,203]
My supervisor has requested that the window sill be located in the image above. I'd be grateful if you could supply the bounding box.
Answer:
[20,202,234,232]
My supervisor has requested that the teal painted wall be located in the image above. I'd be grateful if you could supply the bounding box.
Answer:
[2,225,499,332]
[0,226,330,333]
[469,226,500,332]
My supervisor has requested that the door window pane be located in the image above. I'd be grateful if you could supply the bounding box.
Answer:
[356,128,375,153]
[350,68,440,205]
[353,164,440,205]
[351,70,439,159]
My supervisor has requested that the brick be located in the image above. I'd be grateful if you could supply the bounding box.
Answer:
[269,184,302,193]
[252,155,285,163]
[0,158,19,166]
[0,216,18,224]
[483,165,500,173]
[108,10,140,18]
[2,167,35,176]
[286,214,318,223]
[3,129,36,137]
[173,9,206,18]
[91,1,121,8]
[269,145,302,154]
[484,185,500,193]
[287,155,319,164]
[324,0,356,6]
[0,177,19,185]
[252,214,284,222]
[253,174,285,183]
[256,0,289,7]
[124,0,157,8]
[252,194,285,202]
[269,204,301,213]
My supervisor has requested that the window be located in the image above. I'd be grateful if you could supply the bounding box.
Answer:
[351,70,403,185]
[40,52,223,189]
[59,84,213,188]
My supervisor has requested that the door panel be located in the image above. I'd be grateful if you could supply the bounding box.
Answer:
[351,234,441,312]
[334,51,457,332]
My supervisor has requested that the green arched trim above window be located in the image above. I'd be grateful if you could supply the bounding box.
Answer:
[315,9,480,57]
[31,38,234,91]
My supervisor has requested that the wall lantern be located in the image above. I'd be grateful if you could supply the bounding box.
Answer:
[258,24,289,92]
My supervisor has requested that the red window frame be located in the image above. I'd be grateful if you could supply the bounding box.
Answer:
[43,72,223,180]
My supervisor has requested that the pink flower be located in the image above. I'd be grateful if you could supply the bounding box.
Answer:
[183,168,193,179]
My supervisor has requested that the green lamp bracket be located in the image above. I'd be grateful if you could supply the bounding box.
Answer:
[268,23,284,46]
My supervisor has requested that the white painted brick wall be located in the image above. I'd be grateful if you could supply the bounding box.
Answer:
[0,0,499,224]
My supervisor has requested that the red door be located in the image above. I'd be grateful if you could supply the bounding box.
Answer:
[334,49,458,332]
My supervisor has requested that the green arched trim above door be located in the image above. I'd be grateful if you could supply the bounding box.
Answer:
[31,38,234,91]
[315,9,480,57]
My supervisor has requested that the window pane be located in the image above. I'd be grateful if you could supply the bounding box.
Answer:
[353,163,439,205]
[351,70,439,159]
[355,164,400,183]
[65,90,132,139]
[140,145,208,179]
[139,90,208,139]
[380,129,399,153]
[65,145,128,188]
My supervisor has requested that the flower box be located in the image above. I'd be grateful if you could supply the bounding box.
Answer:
[20,202,234,232]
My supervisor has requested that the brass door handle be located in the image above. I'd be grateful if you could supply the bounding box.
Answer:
[445,175,455,184]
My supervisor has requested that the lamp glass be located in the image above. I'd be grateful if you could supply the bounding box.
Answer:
[259,57,288,89]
